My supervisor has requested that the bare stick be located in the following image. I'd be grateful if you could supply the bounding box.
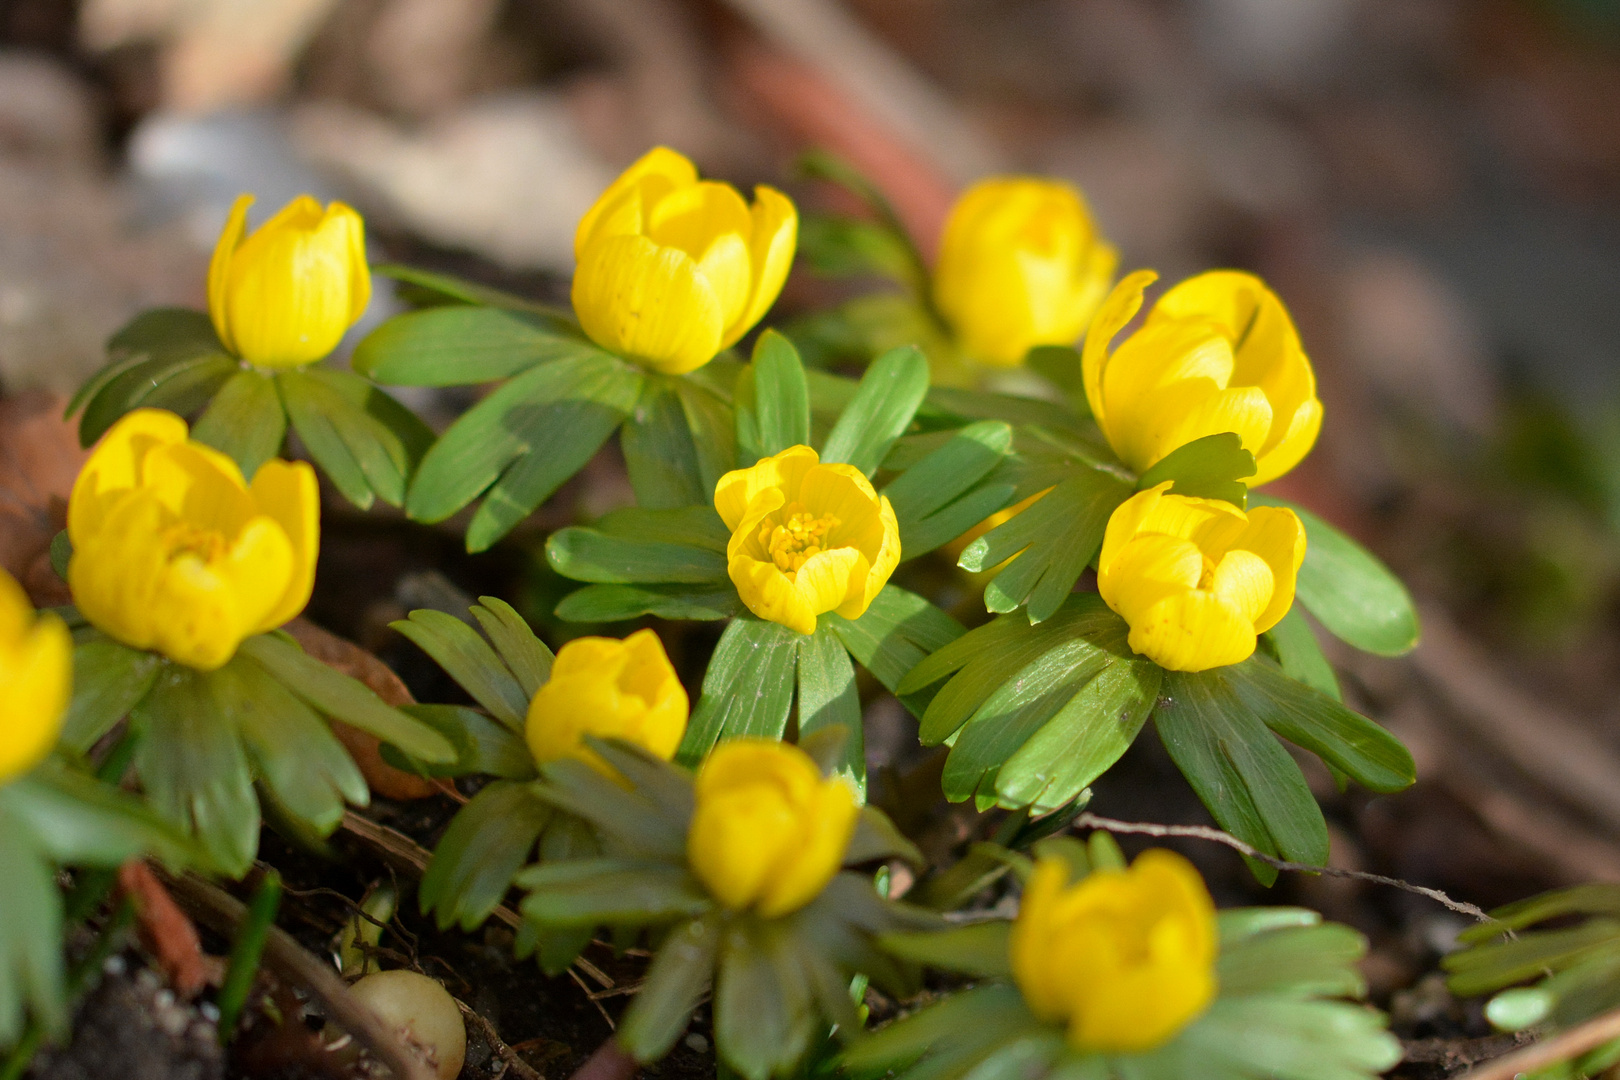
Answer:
[455,998,544,1080]
[162,871,437,1080]
[1454,1006,1620,1080]
[1072,813,1492,922]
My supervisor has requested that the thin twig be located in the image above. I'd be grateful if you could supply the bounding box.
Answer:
[455,998,544,1080]
[161,871,437,1080]
[1071,813,1492,922]
[1455,1005,1620,1080]
[568,966,617,1029]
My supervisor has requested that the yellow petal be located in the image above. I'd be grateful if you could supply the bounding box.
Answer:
[728,554,819,635]
[797,465,885,545]
[689,783,797,909]
[571,234,724,375]
[726,185,798,348]
[0,576,70,784]
[647,180,752,255]
[1128,589,1256,671]
[796,545,864,619]
[1150,384,1274,470]
[694,232,752,333]
[574,146,697,259]
[1251,397,1323,486]
[1082,269,1158,423]
[214,515,298,638]
[68,408,190,547]
[849,494,902,617]
[1098,533,1206,625]
[757,775,858,917]
[248,459,320,630]
[330,201,372,328]
[1233,506,1305,633]
[224,196,361,367]
[1209,548,1274,625]
[143,441,253,533]
[712,445,819,531]
[208,193,253,354]
[1009,858,1072,1024]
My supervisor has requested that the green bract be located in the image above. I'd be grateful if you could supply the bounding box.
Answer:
[70,309,432,511]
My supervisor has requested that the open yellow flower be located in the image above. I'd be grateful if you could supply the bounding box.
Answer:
[0,569,71,785]
[934,177,1117,367]
[687,739,859,918]
[715,446,900,635]
[571,146,798,375]
[1011,849,1217,1053]
[1083,269,1322,486]
[67,409,319,671]
[1097,482,1304,672]
[526,629,688,773]
[209,193,371,369]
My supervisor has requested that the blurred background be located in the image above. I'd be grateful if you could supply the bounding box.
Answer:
[4,0,1620,1053]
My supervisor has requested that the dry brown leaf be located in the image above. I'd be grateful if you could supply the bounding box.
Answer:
[118,859,217,999]
[284,617,440,800]
[0,391,85,606]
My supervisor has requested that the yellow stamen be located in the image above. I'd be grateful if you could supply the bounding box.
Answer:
[162,521,227,564]
[761,506,841,574]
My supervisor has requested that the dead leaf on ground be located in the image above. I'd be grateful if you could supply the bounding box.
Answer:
[0,390,85,606]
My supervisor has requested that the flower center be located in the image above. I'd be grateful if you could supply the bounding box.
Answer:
[162,521,227,565]
[762,506,841,574]
[1197,554,1217,591]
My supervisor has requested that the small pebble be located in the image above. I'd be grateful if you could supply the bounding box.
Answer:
[684,1033,709,1053]
[199,1002,220,1022]
[103,955,126,976]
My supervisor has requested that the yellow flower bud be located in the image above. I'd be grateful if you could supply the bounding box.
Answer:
[571,146,798,375]
[209,193,371,369]
[686,739,858,918]
[525,628,689,773]
[67,409,319,671]
[933,177,1118,368]
[1010,849,1217,1053]
[714,445,900,636]
[1097,482,1304,672]
[0,568,72,786]
[1083,270,1323,486]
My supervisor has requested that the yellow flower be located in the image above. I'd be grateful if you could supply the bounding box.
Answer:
[0,569,72,786]
[67,409,319,671]
[686,739,858,918]
[1010,849,1217,1053]
[526,628,689,773]
[571,146,798,375]
[933,177,1117,368]
[714,446,900,636]
[209,192,371,369]
[1083,270,1322,486]
[1097,482,1304,672]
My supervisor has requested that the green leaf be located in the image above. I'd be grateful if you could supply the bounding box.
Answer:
[227,656,368,835]
[883,421,1014,560]
[374,264,568,317]
[77,309,233,442]
[839,985,1034,1075]
[914,596,1115,745]
[1443,921,1620,997]
[879,922,1013,979]
[471,597,554,697]
[1217,922,1368,999]
[825,585,963,716]
[392,609,530,729]
[0,814,64,1043]
[534,758,688,858]
[797,626,864,789]
[420,780,551,931]
[1156,668,1331,881]
[820,346,929,476]
[964,467,1133,623]
[2,764,193,869]
[403,351,628,521]
[546,521,729,585]
[132,666,260,878]
[678,616,802,764]
[353,305,593,385]
[1136,432,1256,507]
[1216,906,1321,946]
[1228,657,1415,794]
[1179,996,1401,1080]
[673,375,737,495]
[382,704,536,779]
[715,921,816,1080]
[555,583,743,623]
[60,638,162,753]
[845,805,924,868]
[622,378,708,508]
[191,369,286,477]
[237,634,456,764]
[794,150,929,291]
[1251,495,1420,657]
[1264,608,1340,702]
[1462,884,1620,943]
[745,330,811,460]
[796,214,925,292]
[279,367,433,509]
[516,859,710,926]
[996,655,1162,813]
[1024,345,1086,406]
[617,913,721,1063]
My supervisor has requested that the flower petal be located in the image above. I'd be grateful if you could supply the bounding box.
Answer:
[1233,506,1306,633]
[713,445,818,531]
[248,459,320,631]
[1128,589,1257,671]
[1209,548,1274,625]
[572,234,724,374]
[69,408,190,547]
[1082,269,1158,424]
[728,554,818,635]
[574,146,697,258]
[208,193,252,353]
[726,185,798,347]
